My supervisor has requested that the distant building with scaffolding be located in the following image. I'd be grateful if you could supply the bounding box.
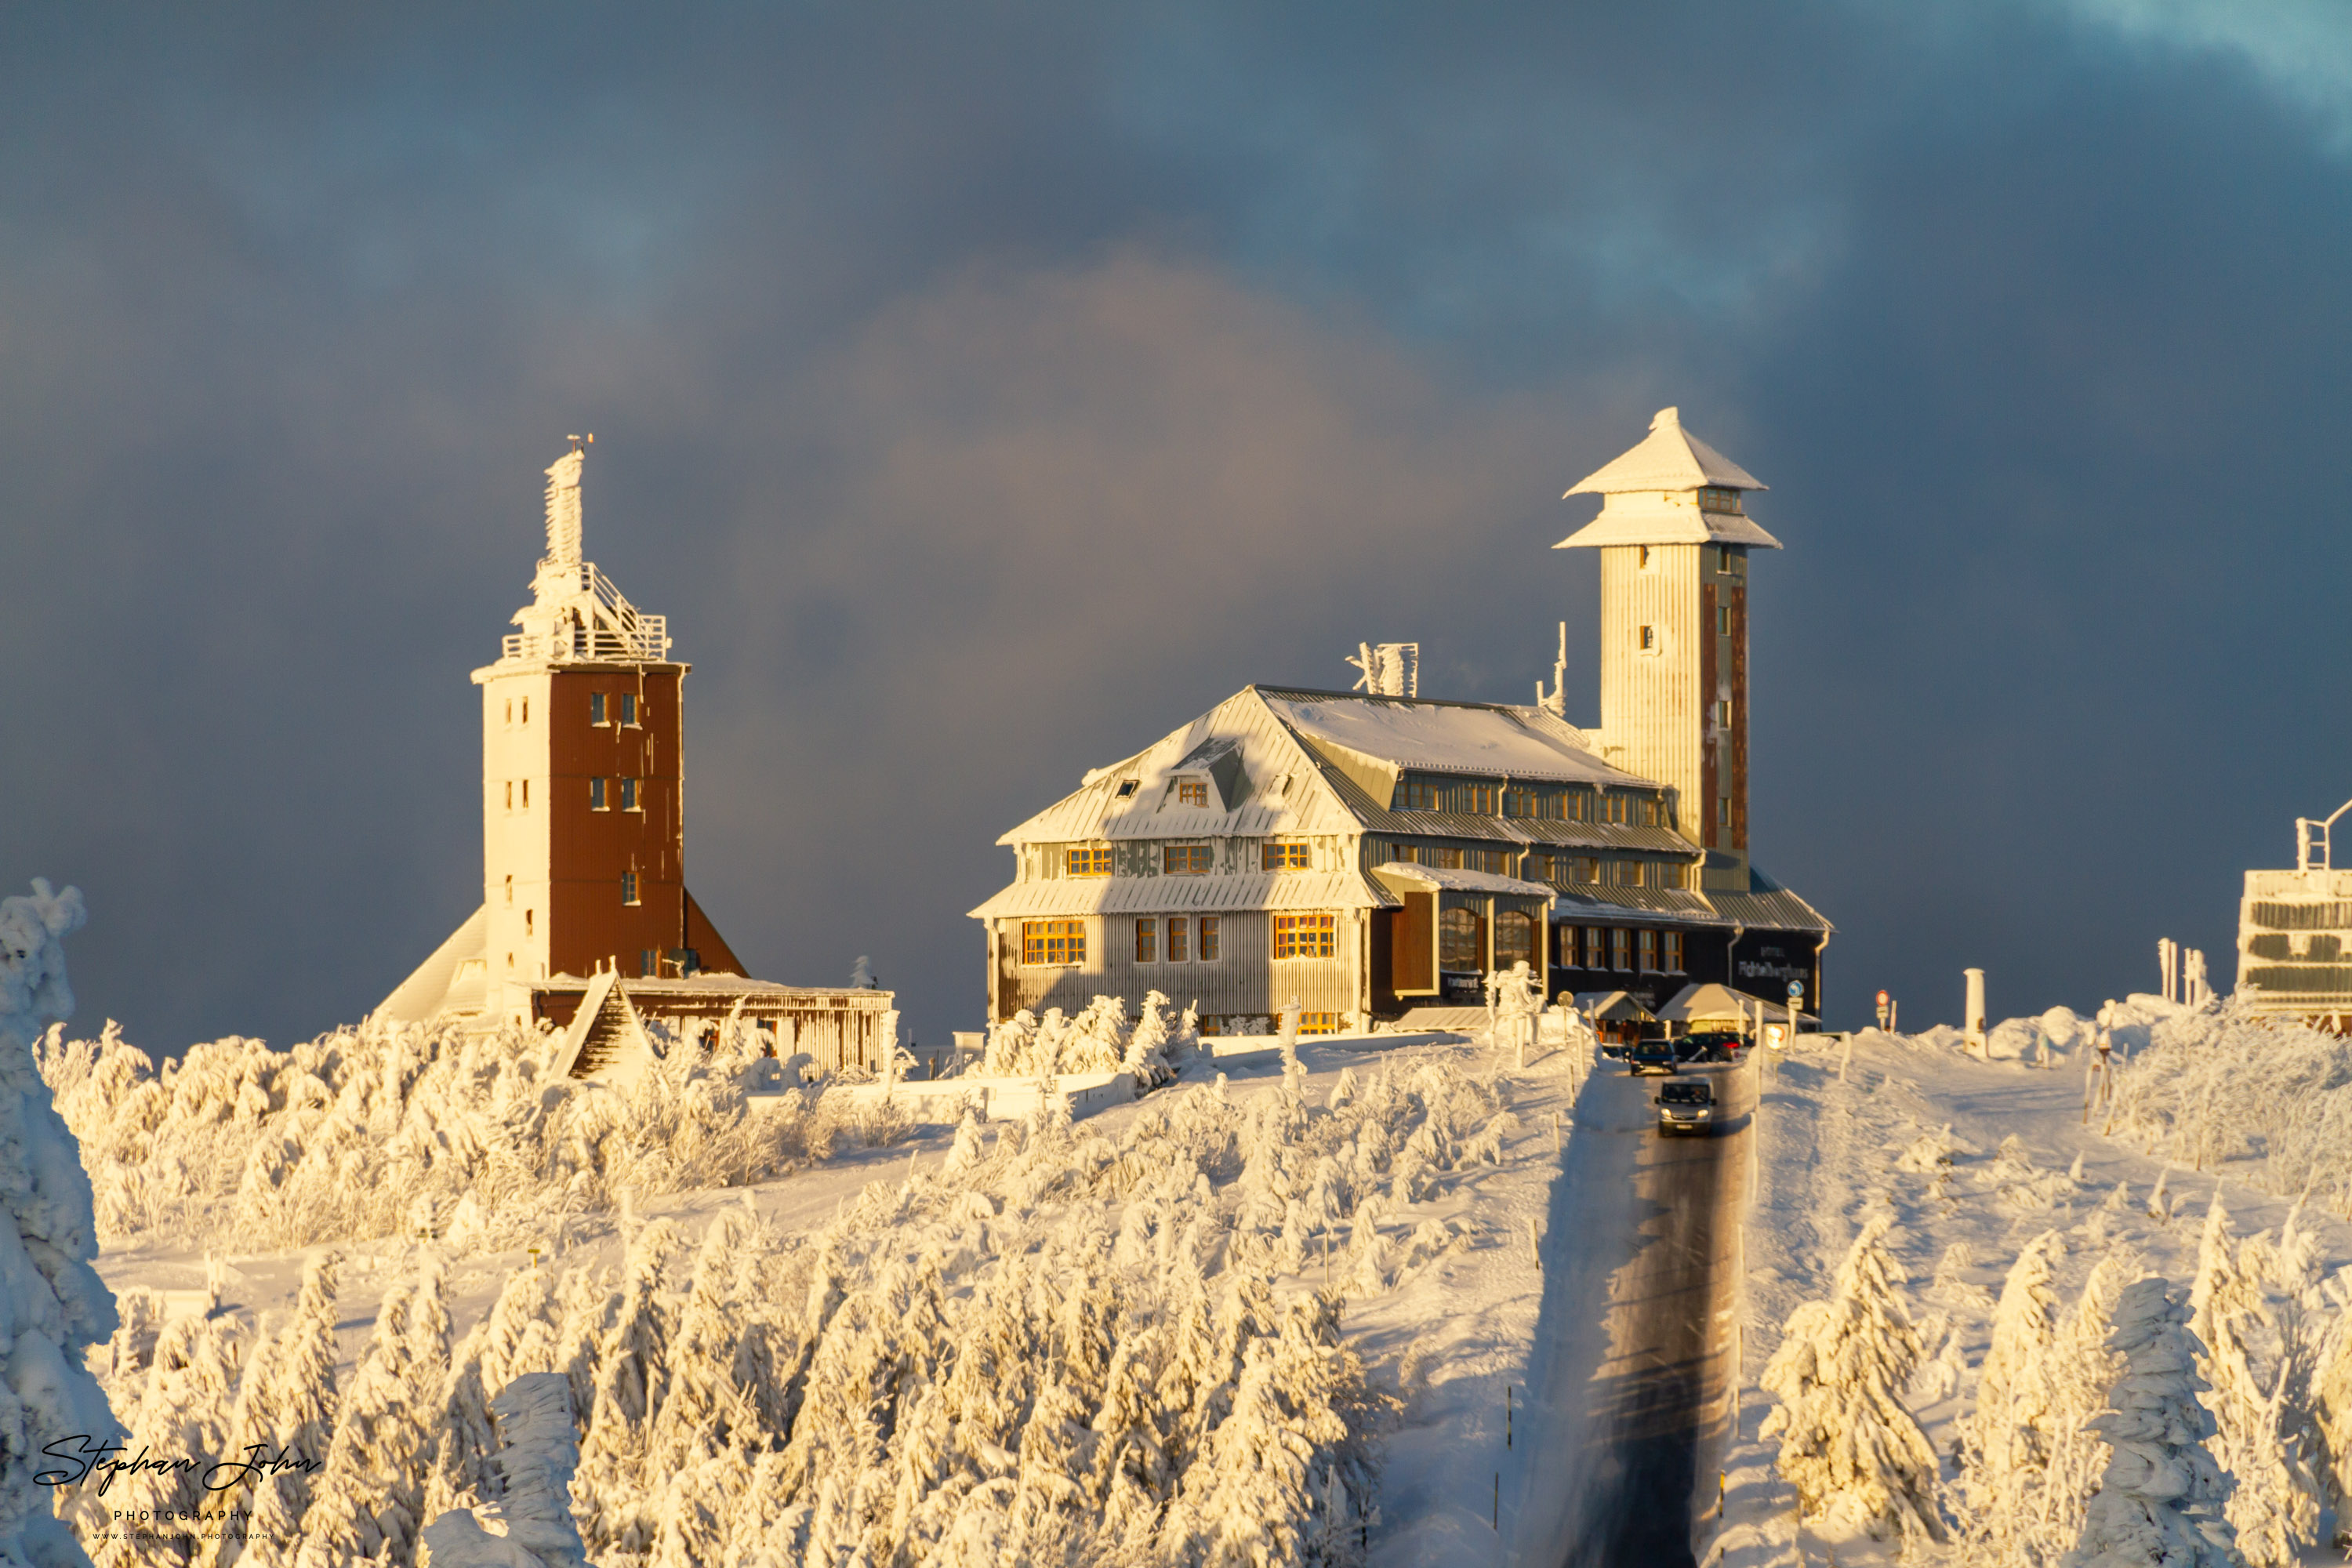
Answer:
[2237,797,2352,1028]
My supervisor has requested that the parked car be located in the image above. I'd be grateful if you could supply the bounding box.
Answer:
[1653,1077,1717,1135]
[1627,1036,1679,1076]
[1675,1029,1745,1065]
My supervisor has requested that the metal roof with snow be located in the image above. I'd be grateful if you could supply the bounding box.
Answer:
[1259,687,1652,787]
[1565,406,1764,495]
[1554,407,1784,551]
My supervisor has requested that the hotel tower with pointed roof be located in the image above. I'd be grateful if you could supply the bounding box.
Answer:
[972,408,1831,1031]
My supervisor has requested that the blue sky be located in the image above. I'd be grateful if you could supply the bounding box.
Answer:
[5,2,2349,1047]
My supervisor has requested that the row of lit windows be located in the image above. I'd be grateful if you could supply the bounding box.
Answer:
[1562,925,1685,974]
[1134,916,1222,964]
[1063,840,1315,877]
[1392,777,1657,826]
[1386,844,1512,874]
[1537,853,1686,890]
[1024,913,1355,967]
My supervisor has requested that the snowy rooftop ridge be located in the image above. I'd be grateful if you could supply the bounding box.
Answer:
[1259,686,1650,788]
[1564,405,1764,495]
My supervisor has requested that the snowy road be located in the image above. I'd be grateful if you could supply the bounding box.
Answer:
[1512,1048,1757,1567]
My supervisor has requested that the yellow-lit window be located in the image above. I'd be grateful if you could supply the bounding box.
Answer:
[1567,856,1600,884]
[1297,1012,1342,1036]
[1263,840,1310,870]
[1165,845,1212,874]
[1611,928,1632,971]
[1638,930,1657,971]
[1645,798,1661,826]
[1272,913,1337,960]
[1168,916,1189,962]
[1066,847,1112,877]
[1177,780,1209,807]
[1434,847,1463,869]
[1135,918,1157,963]
[1199,916,1220,960]
[1603,793,1628,825]
[1664,931,1686,971]
[1569,791,1589,822]
[1398,779,1441,811]
[1022,920,1086,966]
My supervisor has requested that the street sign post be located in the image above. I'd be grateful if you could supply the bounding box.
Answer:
[1875,989,1891,1030]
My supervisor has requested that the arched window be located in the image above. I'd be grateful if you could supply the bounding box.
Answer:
[1440,907,1481,970]
[1494,909,1536,971]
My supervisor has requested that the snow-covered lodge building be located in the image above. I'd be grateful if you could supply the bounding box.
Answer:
[971,408,1831,1032]
[377,444,892,1065]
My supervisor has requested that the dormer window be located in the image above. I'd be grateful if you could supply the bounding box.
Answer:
[1116,779,1139,798]
[1176,780,1209,807]
[1698,486,1743,514]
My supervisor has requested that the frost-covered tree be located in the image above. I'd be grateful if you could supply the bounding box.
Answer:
[0,880,117,1568]
[573,1218,680,1558]
[294,1279,429,1568]
[232,1253,340,1568]
[2062,1276,2238,1568]
[1963,1229,2065,1525]
[417,1372,590,1568]
[1760,1214,1945,1544]
[2189,1196,2318,1563]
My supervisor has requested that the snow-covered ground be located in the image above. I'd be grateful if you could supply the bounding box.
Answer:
[72,1022,1587,1566]
[1709,1010,2352,1567]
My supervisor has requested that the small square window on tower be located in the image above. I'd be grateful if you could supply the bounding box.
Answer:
[590,777,608,811]
[1717,606,1733,635]
[621,871,640,906]
[1639,626,1656,651]
[620,777,640,811]
[504,781,513,810]
[524,909,534,937]
[590,692,606,725]
[1718,798,1731,826]
[504,874,513,906]
[620,692,639,728]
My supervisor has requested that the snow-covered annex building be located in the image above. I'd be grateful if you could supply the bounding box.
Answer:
[973,408,1832,1033]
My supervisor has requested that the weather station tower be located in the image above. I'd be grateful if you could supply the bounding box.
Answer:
[379,438,747,1033]
[1555,408,1783,891]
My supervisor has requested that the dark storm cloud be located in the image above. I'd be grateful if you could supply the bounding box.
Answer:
[3,1,2347,1047]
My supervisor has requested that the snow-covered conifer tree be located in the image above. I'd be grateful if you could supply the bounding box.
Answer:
[2063,1276,2238,1568]
[1962,1229,2064,1532]
[2190,1196,2317,1563]
[1759,1214,1945,1544]
[294,1275,430,1568]
[0,880,117,1568]
[417,1371,590,1568]
[573,1218,679,1558]
[234,1252,341,1568]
